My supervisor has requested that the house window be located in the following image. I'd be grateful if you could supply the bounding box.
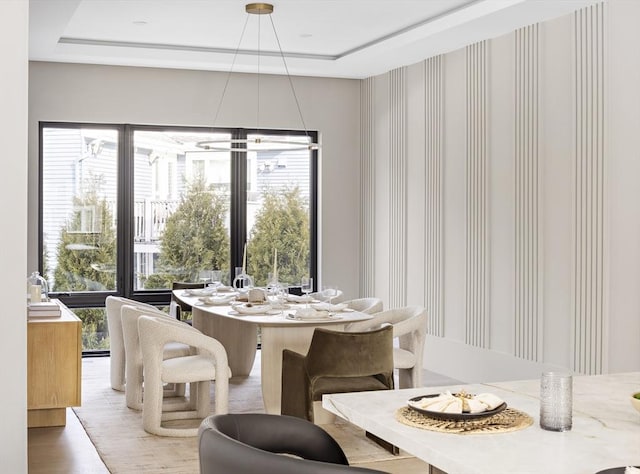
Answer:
[40,123,318,353]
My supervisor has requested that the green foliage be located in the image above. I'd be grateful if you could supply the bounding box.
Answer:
[247,187,309,286]
[75,308,109,351]
[141,272,177,290]
[156,175,230,282]
[53,192,117,292]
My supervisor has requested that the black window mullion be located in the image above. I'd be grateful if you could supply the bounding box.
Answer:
[230,129,247,277]
[120,125,133,298]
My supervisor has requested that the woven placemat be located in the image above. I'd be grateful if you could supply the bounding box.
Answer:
[395,406,533,435]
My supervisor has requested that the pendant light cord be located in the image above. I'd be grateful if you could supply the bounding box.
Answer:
[268,14,312,143]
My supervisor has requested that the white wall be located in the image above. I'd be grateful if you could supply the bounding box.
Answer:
[362,0,640,382]
[28,63,361,298]
[0,0,28,471]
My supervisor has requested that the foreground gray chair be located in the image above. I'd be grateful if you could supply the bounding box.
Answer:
[198,413,384,474]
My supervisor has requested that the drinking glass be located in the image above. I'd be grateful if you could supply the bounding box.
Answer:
[209,270,222,293]
[540,372,572,431]
[301,277,313,307]
[198,270,212,284]
[322,285,338,303]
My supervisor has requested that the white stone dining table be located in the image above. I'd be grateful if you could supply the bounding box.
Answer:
[323,372,640,474]
[174,290,372,414]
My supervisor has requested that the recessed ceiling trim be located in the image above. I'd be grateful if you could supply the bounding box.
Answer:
[58,37,338,61]
[57,0,521,66]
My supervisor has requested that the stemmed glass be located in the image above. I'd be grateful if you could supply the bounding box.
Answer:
[198,270,212,284]
[301,277,313,308]
[210,270,222,294]
[322,285,338,304]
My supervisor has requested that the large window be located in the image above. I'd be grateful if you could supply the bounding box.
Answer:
[40,123,318,352]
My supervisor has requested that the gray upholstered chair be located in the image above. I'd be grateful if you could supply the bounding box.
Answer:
[281,325,394,422]
[346,306,427,388]
[198,413,385,474]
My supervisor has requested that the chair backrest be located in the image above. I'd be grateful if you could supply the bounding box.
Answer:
[171,281,206,316]
[121,304,171,368]
[305,326,394,382]
[344,297,383,315]
[198,414,384,474]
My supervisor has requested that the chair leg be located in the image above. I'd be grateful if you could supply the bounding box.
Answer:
[196,381,211,419]
[142,375,164,436]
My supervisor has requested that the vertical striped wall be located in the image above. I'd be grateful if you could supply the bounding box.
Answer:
[424,56,445,337]
[465,41,490,348]
[514,25,542,361]
[572,3,607,375]
[360,77,376,297]
[389,68,408,308]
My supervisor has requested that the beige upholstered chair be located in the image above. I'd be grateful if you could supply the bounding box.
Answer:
[138,314,231,437]
[346,306,427,389]
[344,297,383,315]
[105,295,159,391]
[281,326,394,423]
[121,304,193,410]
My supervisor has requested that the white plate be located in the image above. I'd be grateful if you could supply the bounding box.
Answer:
[310,302,348,312]
[184,288,215,297]
[285,313,342,322]
[229,309,281,316]
[198,296,235,306]
[231,304,273,314]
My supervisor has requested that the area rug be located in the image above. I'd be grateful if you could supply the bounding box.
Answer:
[74,355,418,473]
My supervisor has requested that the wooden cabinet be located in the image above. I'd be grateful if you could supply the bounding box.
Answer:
[27,300,82,428]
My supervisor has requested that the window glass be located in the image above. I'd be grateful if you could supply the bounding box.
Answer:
[42,127,119,294]
[133,130,232,289]
[245,134,312,287]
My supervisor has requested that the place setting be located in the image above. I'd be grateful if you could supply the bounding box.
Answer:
[395,389,533,434]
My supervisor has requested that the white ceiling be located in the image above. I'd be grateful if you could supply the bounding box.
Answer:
[29,0,601,79]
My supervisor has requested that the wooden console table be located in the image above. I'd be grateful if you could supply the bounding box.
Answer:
[27,300,82,428]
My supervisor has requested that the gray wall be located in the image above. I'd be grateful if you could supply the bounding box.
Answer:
[0,1,28,471]
[361,0,640,382]
[28,62,361,298]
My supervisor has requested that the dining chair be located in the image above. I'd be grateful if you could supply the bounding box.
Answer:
[121,304,193,410]
[343,297,383,315]
[281,325,394,423]
[105,295,160,391]
[138,314,231,437]
[198,413,385,474]
[345,306,427,388]
[171,281,206,321]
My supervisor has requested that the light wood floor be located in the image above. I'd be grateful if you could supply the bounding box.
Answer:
[29,354,459,473]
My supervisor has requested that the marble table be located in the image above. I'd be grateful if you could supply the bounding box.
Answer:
[174,291,372,414]
[323,372,640,474]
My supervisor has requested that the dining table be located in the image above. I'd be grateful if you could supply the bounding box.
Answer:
[173,289,372,414]
[323,372,640,474]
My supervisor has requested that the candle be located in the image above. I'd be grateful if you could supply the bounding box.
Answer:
[273,248,278,280]
[242,242,247,274]
[30,284,41,303]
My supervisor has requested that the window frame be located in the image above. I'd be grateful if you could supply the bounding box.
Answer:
[39,122,318,311]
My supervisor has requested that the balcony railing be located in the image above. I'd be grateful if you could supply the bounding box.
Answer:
[134,199,178,243]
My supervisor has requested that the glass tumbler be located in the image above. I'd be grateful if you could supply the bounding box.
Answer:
[539,372,572,431]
